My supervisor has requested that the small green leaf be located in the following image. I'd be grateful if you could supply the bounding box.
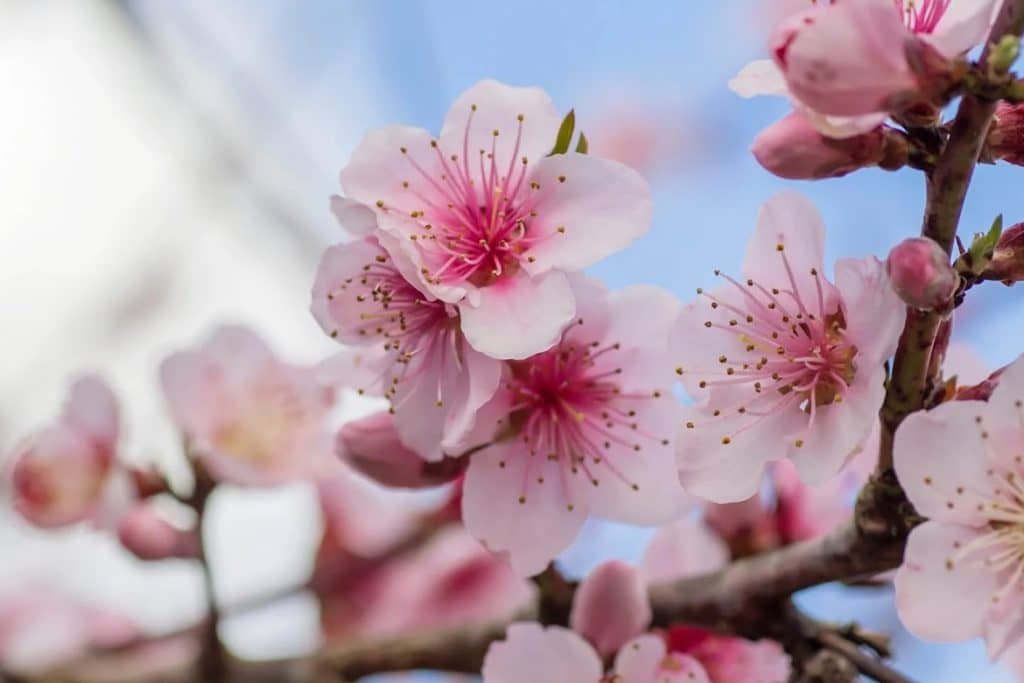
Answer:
[549,109,576,156]
[574,132,589,154]
[959,214,1004,276]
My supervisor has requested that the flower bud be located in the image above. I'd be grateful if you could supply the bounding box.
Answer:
[987,104,1024,166]
[704,495,780,558]
[886,237,957,309]
[336,412,464,489]
[986,222,1024,283]
[752,111,905,180]
[116,504,200,561]
[569,560,651,658]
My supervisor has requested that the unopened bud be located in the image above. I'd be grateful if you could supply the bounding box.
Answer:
[987,104,1024,166]
[752,111,903,180]
[986,222,1024,283]
[704,495,780,557]
[117,504,200,561]
[337,411,464,488]
[886,237,958,310]
[569,561,651,658]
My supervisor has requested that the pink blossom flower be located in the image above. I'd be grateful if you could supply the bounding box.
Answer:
[482,624,710,683]
[337,79,653,360]
[159,326,334,487]
[5,376,122,528]
[894,354,1024,657]
[312,236,502,461]
[461,276,684,576]
[116,502,201,561]
[0,589,137,674]
[570,561,652,658]
[640,518,730,583]
[664,626,791,683]
[673,192,904,503]
[732,0,999,136]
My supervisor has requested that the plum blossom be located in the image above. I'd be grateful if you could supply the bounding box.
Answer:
[894,354,1024,657]
[461,276,685,576]
[673,192,904,502]
[337,79,653,360]
[732,0,1000,137]
[5,376,124,528]
[160,326,334,487]
[312,237,502,461]
[663,626,791,683]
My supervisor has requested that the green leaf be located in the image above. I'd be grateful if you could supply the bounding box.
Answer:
[549,109,576,156]
[574,132,589,154]
[959,214,1004,276]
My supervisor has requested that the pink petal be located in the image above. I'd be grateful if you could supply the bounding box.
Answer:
[519,153,652,273]
[438,80,563,180]
[462,443,587,577]
[570,561,652,658]
[340,124,441,219]
[614,636,711,683]
[729,60,788,98]
[459,270,576,360]
[482,623,603,683]
[640,518,729,584]
[604,285,681,373]
[316,348,391,397]
[894,521,998,643]
[927,0,1000,57]
[741,192,835,314]
[894,399,997,525]
[159,351,222,437]
[62,376,119,450]
[985,354,1024,458]
[337,411,448,488]
[329,195,378,235]
[835,256,906,366]
[438,343,504,453]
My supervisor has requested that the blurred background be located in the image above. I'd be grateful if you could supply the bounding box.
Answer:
[0,1,1020,679]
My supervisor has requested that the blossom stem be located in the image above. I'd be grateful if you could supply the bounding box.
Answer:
[189,467,227,683]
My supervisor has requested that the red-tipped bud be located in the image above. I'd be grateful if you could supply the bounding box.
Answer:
[752,111,904,180]
[570,560,651,658]
[987,222,1024,283]
[886,237,957,309]
[988,104,1024,166]
[117,504,200,561]
[337,412,464,489]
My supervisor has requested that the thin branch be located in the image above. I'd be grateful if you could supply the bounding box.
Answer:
[814,631,914,683]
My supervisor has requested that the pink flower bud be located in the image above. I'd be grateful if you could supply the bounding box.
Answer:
[337,412,464,489]
[116,504,200,561]
[752,111,899,180]
[569,560,651,658]
[886,237,957,309]
[988,104,1024,166]
[987,222,1024,283]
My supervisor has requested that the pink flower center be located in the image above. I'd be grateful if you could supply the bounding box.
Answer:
[391,108,553,289]
[895,0,951,33]
[323,246,455,400]
[682,245,858,448]
[501,333,668,508]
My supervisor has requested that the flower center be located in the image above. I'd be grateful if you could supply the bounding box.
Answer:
[389,109,553,289]
[500,335,667,508]
[214,379,310,463]
[681,245,858,448]
[895,0,951,33]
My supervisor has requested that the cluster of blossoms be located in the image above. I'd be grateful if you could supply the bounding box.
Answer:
[9,0,1024,676]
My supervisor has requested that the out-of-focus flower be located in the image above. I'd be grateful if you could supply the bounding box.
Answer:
[337,79,652,360]
[640,517,730,583]
[703,495,781,557]
[986,222,1024,284]
[312,237,502,461]
[159,326,334,487]
[461,276,684,576]
[733,0,999,137]
[0,589,137,675]
[894,354,1024,658]
[6,376,123,528]
[752,110,907,180]
[570,561,651,658]
[673,192,904,502]
[336,411,467,489]
[887,237,958,310]
[116,502,201,561]
[664,626,791,683]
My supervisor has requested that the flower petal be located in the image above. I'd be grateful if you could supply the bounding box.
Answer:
[614,635,711,683]
[340,125,441,218]
[62,376,119,450]
[570,561,651,658]
[459,270,576,360]
[482,623,602,683]
[520,153,652,273]
[835,256,905,365]
[729,60,788,98]
[329,196,377,236]
[640,517,729,584]
[928,0,999,57]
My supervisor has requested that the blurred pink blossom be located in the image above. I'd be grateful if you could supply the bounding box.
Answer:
[116,502,201,561]
[160,326,335,487]
[570,560,651,658]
